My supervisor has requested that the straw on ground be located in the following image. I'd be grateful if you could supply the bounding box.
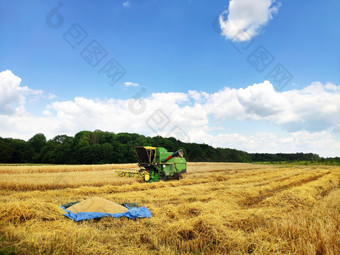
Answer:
[0,163,339,254]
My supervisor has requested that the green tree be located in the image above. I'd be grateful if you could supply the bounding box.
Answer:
[100,143,114,163]
[0,139,13,163]
[41,141,58,163]
[28,133,47,153]
[11,139,34,163]
[76,145,92,164]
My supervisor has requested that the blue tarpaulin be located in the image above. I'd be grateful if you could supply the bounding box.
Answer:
[61,205,152,222]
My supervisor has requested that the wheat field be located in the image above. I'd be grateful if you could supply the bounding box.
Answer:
[0,163,339,254]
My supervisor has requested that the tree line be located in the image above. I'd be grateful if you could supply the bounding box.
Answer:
[0,130,338,164]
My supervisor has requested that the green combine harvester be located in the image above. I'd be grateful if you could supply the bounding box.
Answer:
[117,146,187,182]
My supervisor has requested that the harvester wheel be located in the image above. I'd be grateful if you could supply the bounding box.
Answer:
[144,173,150,182]
[161,170,167,182]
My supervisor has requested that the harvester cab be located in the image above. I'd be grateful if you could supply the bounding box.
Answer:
[135,146,187,182]
[135,146,156,169]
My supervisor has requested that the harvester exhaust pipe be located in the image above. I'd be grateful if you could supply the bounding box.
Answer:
[162,149,184,163]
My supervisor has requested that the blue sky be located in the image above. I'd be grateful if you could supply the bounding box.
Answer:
[0,0,339,156]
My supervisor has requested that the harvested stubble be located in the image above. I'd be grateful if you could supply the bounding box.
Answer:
[0,162,339,255]
[67,197,128,214]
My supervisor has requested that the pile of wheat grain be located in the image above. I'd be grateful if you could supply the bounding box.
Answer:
[67,197,128,214]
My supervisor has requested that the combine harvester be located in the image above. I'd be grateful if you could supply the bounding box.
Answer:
[117,146,186,182]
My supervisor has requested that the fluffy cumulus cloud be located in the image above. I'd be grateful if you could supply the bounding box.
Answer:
[203,81,340,133]
[0,70,44,115]
[219,0,281,41]
[1,70,340,157]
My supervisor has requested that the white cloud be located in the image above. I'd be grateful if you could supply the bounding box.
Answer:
[203,81,340,133]
[122,1,130,8]
[0,70,339,157]
[47,93,56,100]
[219,0,281,41]
[0,70,45,115]
[42,110,52,116]
[123,81,139,87]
